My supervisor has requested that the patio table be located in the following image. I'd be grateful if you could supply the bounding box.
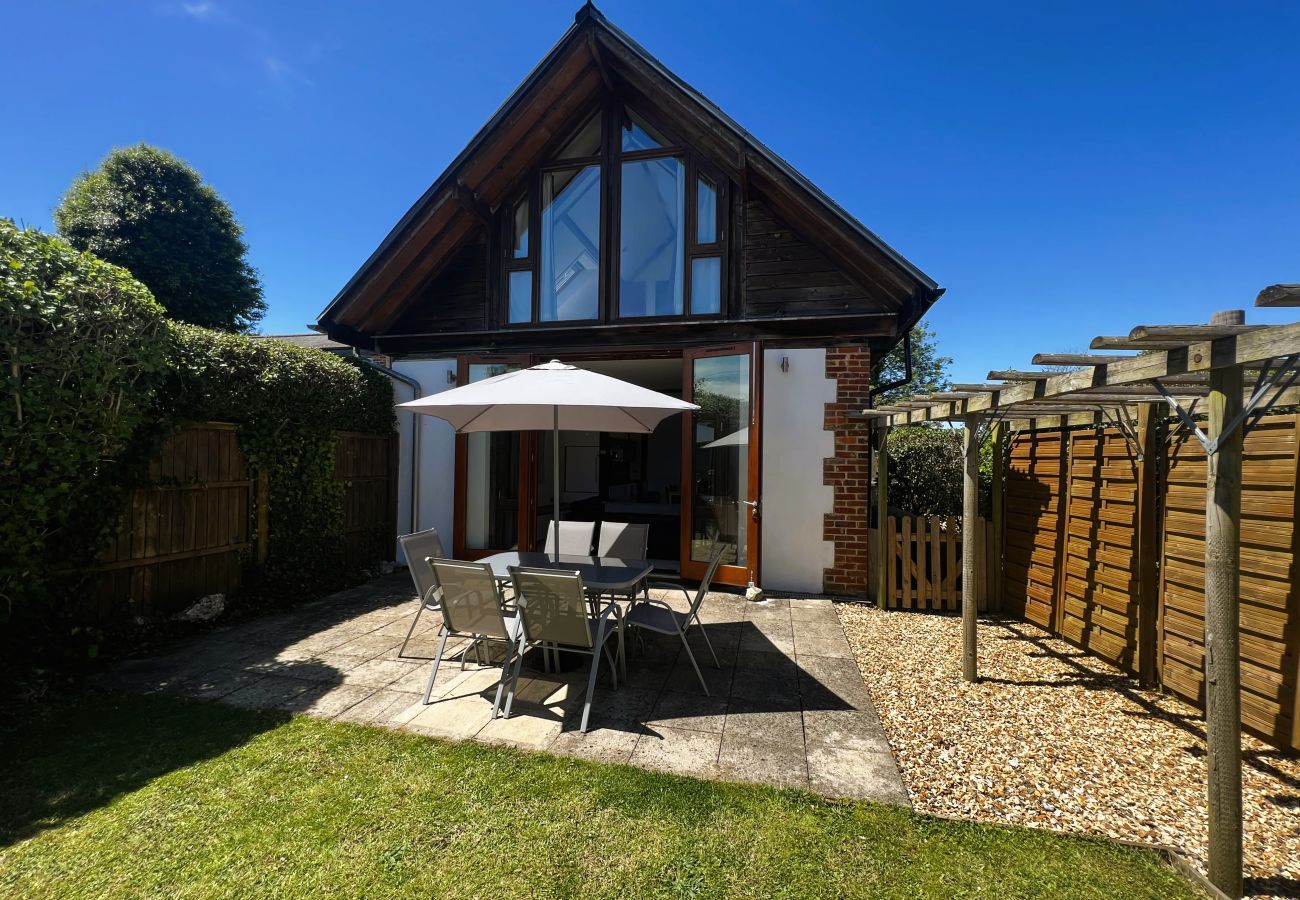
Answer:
[477,551,653,593]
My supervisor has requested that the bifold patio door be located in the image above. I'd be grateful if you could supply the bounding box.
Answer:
[681,343,760,589]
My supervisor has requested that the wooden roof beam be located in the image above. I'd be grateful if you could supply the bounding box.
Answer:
[1256,284,1300,307]
[1031,353,1139,367]
[884,321,1300,426]
[987,370,1052,381]
[1128,324,1264,343]
[951,383,1006,393]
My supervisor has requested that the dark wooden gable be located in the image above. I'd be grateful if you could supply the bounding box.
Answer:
[318,4,941,352]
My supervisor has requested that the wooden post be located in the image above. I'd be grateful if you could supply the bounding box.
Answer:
[1135,404,1161,687]
[1205,334,1244,898]
[989,421,1005,612]
[962,414,981,682]
[874,424,890,608]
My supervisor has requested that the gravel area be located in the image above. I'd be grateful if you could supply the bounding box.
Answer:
[836,605,1300,900]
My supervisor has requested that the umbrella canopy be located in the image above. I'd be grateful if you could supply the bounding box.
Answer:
[398,360,698,552]
[399,360,697,433]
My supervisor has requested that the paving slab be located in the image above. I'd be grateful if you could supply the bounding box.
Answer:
[104,574,907,806]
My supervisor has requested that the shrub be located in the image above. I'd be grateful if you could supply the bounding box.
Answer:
[1,222,176,639]
[55,144,265,332]
[2,224,394,666]
[885,425,995,517]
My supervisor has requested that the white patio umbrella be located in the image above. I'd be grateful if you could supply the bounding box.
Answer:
[398,360,698,551]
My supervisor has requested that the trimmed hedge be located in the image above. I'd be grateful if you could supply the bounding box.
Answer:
[886,425,994,518]
[1,223,394,665]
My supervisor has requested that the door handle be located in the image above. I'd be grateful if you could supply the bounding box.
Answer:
[740,499,759,518]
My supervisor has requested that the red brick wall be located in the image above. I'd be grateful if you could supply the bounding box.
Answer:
[823,346,872,596]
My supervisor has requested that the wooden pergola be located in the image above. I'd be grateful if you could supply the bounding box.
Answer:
[864,308,1300,899]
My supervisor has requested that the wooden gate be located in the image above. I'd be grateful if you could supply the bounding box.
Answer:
[336,431,399,568]
[876,515,991,610]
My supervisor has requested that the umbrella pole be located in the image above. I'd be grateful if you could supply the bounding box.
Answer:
[552,406,560,562]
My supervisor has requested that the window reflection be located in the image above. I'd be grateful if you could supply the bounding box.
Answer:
[690,353,749,566]
[540,165,601,322]
[619,157,685,317]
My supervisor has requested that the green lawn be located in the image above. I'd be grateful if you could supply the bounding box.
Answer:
[0,691,1198,899]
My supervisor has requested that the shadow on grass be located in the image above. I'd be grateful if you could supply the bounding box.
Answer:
[0,690,290,849]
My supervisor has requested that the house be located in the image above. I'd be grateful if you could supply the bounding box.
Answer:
[315,4,941,595]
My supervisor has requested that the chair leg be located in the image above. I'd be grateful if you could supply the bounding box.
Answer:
[422,627,451,704]
[502,643,527,720]
[491,637,516,719]
[580,625,608,733]
[693,620,721,668]
[601,643,618,689]
[678,629,710,696]
[396,604,425,659]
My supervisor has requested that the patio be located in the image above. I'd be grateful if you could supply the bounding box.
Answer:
[102,573,907,804]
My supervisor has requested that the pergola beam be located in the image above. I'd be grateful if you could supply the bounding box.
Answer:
[1031,353,1139,367]
[1257,283,1300,307]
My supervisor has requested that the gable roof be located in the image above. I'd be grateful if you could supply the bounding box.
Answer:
[318,3,940,337]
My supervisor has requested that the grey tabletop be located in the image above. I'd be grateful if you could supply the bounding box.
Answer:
[477,552,653,592]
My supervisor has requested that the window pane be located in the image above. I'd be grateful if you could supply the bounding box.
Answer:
[511,198,529,258]
[691,256,721,314]
[619,157,685,318]
[696,177,717,244]
[540,165,601,322]
[466,363,521,551]
[556,113,601,159]
[621,111,666,152]
[507,270,532,323]
[690,353,749,567]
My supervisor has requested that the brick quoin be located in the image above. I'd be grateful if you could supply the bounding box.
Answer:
[822,345,872,596]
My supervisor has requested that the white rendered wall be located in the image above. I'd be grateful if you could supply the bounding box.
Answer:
[760,348,835,593]
[390,359,457,563]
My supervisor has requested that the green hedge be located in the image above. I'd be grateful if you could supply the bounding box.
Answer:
[1,223,394,666]
[885,425,994,518]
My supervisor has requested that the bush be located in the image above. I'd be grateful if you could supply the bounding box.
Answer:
[55,144,265,332]
[885,425,995,517]
[1,222,176,639]
[2,224,394,666]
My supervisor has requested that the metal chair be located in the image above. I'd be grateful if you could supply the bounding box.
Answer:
[422,559,523,718]
[625,540,726,695]
[396,528,445,659]
[543,520,596,556]
[503,566,624,733]
[595,521,649,559]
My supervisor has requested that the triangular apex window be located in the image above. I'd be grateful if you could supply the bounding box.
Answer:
[621,111,667,152]
[555,113,602,160]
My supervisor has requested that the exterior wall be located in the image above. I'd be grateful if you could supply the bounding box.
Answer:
[390,359,457,562]
[822,346,873,596]
[761,349,836,593]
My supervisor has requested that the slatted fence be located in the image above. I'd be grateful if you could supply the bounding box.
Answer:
[873,515,992,610]
[84,423,397,624]
[1000,414,1300,751]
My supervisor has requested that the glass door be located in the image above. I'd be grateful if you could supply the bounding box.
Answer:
[681,343,760,587]
[453,355,529,559]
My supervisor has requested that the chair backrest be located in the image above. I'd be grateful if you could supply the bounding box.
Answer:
[430,559,510,639]
[595,521,649,559]
[510,566,594,648]
[398,528,445,607]
[543,520,596,556]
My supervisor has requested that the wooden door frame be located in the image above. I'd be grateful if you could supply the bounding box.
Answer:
[452,353,531,559]
[681,341,762,588]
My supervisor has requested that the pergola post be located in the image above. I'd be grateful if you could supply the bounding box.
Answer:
[1205,344,1245,897]
[874,423,890,608]
[962,414,981,682]
[1135,404,1161,687]
[989,421,1005,612]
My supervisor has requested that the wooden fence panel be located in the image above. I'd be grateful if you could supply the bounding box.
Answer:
[1060,428,1142,671]
[878,515,986,611]
[87,423,250,623]
[85,423,398,627]
[1004,429,1066,628]
[1160,413,1300,749]
[335,431,399,569]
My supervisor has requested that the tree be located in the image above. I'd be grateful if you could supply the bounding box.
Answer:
[873,321,952,404]
[54,144,265,332]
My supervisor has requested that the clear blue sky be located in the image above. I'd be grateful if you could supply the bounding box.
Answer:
[5,1,1297,384]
